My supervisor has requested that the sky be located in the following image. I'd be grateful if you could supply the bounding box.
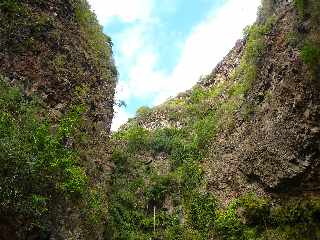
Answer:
[87,0,261,131]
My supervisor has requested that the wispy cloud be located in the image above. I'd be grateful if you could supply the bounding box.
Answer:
[88,0,261,130]
[88,0,154,24]
[153,0,261,104]
[111,106,133,131]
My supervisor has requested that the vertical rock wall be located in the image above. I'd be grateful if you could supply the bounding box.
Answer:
[0,0,117,239]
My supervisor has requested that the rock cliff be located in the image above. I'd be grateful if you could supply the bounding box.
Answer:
[0,0,116,239]
[109,0,320,239]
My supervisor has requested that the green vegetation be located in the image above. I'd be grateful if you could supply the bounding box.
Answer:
[0,77,89,228]
[72,0,114,73]
[187,192,217,233]
[136,106,153,118]
[105,15,281,239]
[294,0,306,17]
[0,76,109,233]
[301,42,320,70]
[113,124,150,152]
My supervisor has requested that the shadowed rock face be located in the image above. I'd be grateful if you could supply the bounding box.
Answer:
[0,0,117,239]
[0,0,116,135]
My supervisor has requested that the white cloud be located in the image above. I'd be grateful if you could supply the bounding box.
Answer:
[118,0,261,104]
[117,26,145,60]
[100,0,261,130]
[153,0,261,104]
[126,50,168,98]
[111,106,132,132]
[88,0,154,24]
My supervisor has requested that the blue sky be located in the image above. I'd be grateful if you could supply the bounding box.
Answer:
[87,0,261,130]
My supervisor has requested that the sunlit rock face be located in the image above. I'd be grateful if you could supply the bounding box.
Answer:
[205,0,320,202]
[122,0,320,203]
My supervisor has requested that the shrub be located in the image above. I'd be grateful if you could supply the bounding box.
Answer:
[189,86,208,104]
[301,42,320,70]
[146,175,177,208]
[214,201,246,239]
[214,194,269,239]
[85,189,107,225]
[150,128,176,154]
[237,193,270,226]
[193,113,217,150]
[188,192,217,233]
[180,160,203,193]
[0,77,88,222]
[111,149,129,174]
[170,138,200,169]
[116,125,150,152]
[294,0,306,17]
[136,106,152,118]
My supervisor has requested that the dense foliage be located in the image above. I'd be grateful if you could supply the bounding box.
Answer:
[108,123,320,239]
[0,77,89,230]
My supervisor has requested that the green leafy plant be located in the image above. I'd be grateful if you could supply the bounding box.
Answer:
[0,0,24,16]
[136,106,152,118]
[115,124,150,152]
[180,160,203,193]
[188,192,217,233]
[301,42,320,70]
[0,77,88,223]
[294,0,306,17]
[146,175,177,207]
[193,113,217,150]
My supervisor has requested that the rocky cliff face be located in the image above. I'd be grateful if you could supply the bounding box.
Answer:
[109,0,320,239]
[124,0,320,202]
[0,0,117,239]
[205,0,320,202]
[0,0,116,134]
